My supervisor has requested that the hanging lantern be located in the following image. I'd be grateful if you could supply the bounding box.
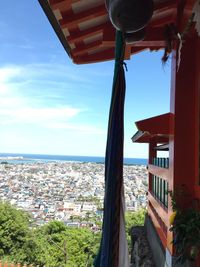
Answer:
[106,0,154,33]
[125,28,146,44]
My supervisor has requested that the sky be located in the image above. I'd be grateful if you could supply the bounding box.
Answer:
[0,1,171,158]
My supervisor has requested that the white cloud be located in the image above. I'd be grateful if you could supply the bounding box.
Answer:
[0,107,80,124]
[0,66,22,82]
[0,66,22,95]
[0,65,81,126]
[0,65,107,137]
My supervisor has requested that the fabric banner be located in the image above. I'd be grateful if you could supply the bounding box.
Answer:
[94,31,129,267]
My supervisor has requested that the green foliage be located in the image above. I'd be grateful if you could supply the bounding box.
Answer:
[125,209,146,249]
[0,202,147,266]
[169,189,200,263]
[125,209,146,231]
[33,222,101,267]
[170,209,200,263]
[0,202,101,266]
[0,201,32,263]
[44,220,67,235]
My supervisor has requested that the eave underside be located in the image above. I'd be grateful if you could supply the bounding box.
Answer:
[39,0,195,64]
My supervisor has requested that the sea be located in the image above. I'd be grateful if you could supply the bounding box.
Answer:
[0,153,147,165]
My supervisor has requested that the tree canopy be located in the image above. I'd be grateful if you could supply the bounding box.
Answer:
[0,202,146,266]
[0,202,100,266]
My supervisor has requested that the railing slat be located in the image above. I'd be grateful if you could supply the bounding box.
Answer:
[148,191,169,226]
[148,204,167,248]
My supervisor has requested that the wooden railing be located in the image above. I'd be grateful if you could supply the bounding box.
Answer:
[152,176,168,208]
[152,157,169,168]
[149,157,169,208]
[147,157,171,250]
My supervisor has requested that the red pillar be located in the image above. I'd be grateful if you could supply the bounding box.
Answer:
[148,141,157,192]
[168,31,200,253]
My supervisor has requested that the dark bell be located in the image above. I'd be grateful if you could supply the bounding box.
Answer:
[107,0,154,33]
[125,28,146,44]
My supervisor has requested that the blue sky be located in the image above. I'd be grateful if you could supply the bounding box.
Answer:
[0,1,171,158]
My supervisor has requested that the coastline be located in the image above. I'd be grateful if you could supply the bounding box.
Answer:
[0,153,148,165]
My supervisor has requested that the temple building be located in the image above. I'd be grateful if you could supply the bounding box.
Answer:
[39,0,200,266]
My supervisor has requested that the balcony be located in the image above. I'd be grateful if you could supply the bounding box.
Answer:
[148,157,170,250]
[132,113,173,253]
[151,157,169,208]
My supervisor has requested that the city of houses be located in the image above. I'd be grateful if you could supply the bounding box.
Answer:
[0,161,148,230]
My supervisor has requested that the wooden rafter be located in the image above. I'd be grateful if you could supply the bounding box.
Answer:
[39,0,195,64]
[60,4,106,28]
[72,40,103,56]
[67,21,110,43]
[49,0,80,11]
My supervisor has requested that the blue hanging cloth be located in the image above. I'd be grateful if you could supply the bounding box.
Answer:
[94,30,129,267]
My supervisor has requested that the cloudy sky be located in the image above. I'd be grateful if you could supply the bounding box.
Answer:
[0,1,171,158]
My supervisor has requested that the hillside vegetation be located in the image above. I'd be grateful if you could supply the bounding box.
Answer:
[0,202,145,266]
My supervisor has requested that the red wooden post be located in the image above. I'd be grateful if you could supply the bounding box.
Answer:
[168,30,200,256]
[148,141,157,192]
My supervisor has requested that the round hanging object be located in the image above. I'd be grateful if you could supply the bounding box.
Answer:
[125,28,146,44]
[107,0,154,33]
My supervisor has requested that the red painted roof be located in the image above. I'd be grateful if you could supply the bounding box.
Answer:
[132,112,174,143]
[39,0,195,64]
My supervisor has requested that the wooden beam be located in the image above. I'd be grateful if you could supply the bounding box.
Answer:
[154,144,169,151]
[150,13,175,27]
[124,45,131,60]
[73,47,115,64]
[148,205,167,249]
[148,192,169,226]
[60,4,106,29]
[134,40,165,47]
[67,21,110,43]
[130,47,148,54]
[148,164,170,182]
[49,0,80,11]
[102,24,115,45]
[71,40,102,56]
[154,0,178,12]
[38,0,72,57]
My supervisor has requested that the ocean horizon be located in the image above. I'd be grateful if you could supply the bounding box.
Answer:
[0,153,148,165]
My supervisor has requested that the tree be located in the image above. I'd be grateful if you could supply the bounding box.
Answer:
[125,209,146,249]
[34,221,101,267]
[0,201,37,264]
[0,203,101,266]
[125,209,146,232]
